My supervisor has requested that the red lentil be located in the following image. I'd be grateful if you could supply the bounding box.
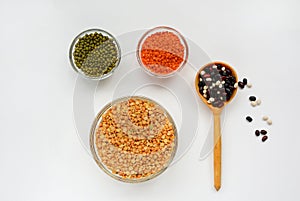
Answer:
[140,31,185,75]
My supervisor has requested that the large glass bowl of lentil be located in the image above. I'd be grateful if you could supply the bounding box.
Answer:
[69,28,121,80]
[90,96,178,183]
[137,26,189,78]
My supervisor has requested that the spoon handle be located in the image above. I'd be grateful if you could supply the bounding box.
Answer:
[213,113,221,191]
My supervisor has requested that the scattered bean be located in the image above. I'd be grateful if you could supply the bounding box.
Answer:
[238,81,245,89]
[249,96,256,101]
[246,116,253,122]
[267,119,272,125]
[262,116,269,121]
[255,130,260,136]
[260,130,267,135]
[262,135,268,142]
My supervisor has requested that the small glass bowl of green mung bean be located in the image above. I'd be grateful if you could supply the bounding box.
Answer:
[69,28,121,80]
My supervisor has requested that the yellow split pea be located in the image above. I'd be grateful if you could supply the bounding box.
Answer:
[91,97,177,182]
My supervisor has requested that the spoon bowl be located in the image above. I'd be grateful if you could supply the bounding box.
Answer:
[195,61,238,114]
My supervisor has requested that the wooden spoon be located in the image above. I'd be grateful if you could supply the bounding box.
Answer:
[195,61,238,191]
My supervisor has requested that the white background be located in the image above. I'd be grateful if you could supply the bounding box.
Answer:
[1,0,300,201]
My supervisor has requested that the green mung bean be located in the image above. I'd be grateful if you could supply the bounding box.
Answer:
[73,32,119,78]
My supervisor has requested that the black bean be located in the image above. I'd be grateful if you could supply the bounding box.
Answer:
[232,77,237,83]
[228,76,235,81]
[226,68,232,75]
[238,81,245,89]
[214,74,221,80]
[212,89,220,96]
[213,101,224,108]
[220,95,226,101]
[243,78,248,85]
[225,88,232,95]
[260,130,267,135]
[246,116,253,122]
[255,130,260,136]
[220,71,228,76]
[226,94,231,101]
[218,102,224,107]
[212,76,219,82]
[198,81,205,87]
[206,91,210,99]
[262,135,268,142]
[220,76,226,81]
[212,101,219,107]
[226,77,234,84]
[249,96,256,101]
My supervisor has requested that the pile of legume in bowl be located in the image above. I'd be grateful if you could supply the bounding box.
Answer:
[137,26,189,78]
[69,28,121,80]
[90,96,178,183]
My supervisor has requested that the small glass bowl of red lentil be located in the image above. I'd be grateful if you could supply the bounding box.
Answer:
[90,96,178,183]
[69,28,121,80]
[137,26,189,78]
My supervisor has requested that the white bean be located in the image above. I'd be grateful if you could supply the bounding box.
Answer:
[256,99,261,105]
[262,116,269,121]
[267,119,272,125]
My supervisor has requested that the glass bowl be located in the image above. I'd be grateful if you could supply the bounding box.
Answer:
[69,28,121,80]
[136,26,189,78]
[90,96,178,183]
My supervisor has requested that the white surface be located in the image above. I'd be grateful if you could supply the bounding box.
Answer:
[0,0,300,201]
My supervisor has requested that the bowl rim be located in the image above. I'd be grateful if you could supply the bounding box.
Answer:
[69,28,122,80]
[89,95,178,183]
[136,26,189,78]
